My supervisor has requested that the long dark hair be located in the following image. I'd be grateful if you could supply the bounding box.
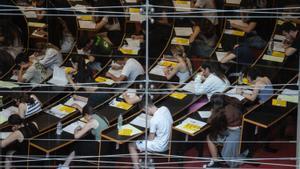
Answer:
[209,108,228,140]
[71,55,92,83]
[201,61,226,82]
[14,93,35,105]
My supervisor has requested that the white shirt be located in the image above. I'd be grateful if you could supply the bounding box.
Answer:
[198,73,230,94]
[39,48,63,70]
[121,58,144,82]
[149,106,173,152]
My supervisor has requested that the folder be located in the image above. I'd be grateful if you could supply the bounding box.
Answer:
[58,105,76,114]
[159,60,178,67]
[224,29,245,37]
[116,101,133,110]
[272,99,287,107]
[95,76,114,85]
[171,37,190,46]
[170,92,187,100]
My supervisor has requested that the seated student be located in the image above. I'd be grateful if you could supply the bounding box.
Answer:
[163,45,192,84]
[67,55,93,86]
[195,62,230,95]
[36,43,63,71]
[105,57,145,83]
[17,54,49,84]
[12,93,41,119]
[236,69,273,104]
[128,98,173,169]
[1,114,39,148]
[57,17,75,53]
[32,0,47,21]
[193,0,218,26]
[74,106,108,140]
[204,105,248,168]
[280,22,300,57]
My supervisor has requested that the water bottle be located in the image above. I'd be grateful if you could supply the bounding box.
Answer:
[56,121,62,135]
[267,39,273,55]
[194,73,202,95]
[148,158,155,169]
[238,72,244,85]
[117,114,123,131]
[139,159,145,169]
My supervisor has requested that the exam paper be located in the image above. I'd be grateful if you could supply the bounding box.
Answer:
[63,121,86,135]
[175,117,206,134]
[64,97,87,108]
[130,113,152,128]
[149,65,165,77]
[198,111,212,119]
[174,27,193,36]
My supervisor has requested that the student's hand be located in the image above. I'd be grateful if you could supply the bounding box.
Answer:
[236,88,243,95]
[233,44,240,49]
[74,126,82,133]
[20,63,30,70]
[105,72,113,78]
[12,126,18,132]
[71,103,81,110]
[189,36,195,43]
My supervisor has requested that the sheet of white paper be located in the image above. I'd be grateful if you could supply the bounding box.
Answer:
[125,0,137,3]
[130,13,145,22]
[1,106,18,119]
[0,81,19,89]
[277,89,298,103]
[149,65,165,77]
[64,97,87,108]
[226,0,241,4]
[216,52,227,61]
[130,113,152,128]
[175,117,207,134]
[72,4,88,13]
[125,38,140,48]
[181,80,195,93]
[173,1,191,11]
[121,124,142,136]
[10,75,18,81]
[23,11,37,18]
[273,41,285,52]
[78,20,96,29]
[274,34,286,41]
[63,121,86,135]
[48,66,68,86]
[0,132,12,140]
[225,88,245,101]
[198,111,212,119]
[108,68,122,78]
[174,27,193,36]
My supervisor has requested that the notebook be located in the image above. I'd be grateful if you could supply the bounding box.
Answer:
[175,117,206,134]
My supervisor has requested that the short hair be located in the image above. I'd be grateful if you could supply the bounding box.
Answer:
[247,69,260,80]
[210,93,225,111]
[82,105,94,116]
[280,22,297,33]
[139,95,155,109]
[8,114,23,125]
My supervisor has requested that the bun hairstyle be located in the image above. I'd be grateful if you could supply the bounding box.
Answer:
[8,114,23,125]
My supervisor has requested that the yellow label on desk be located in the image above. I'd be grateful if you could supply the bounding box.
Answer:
[183,123,201,132]
[170,92,187,100]
[129,8,140,13]
[95,76,108,82]
[232,30,245,36]
[116,102,132,110]
[79,15,93,21]
[159,61,177,67]
[272,51,285,57]
[28,22,46,28]
[58,105,76,114]
[119,47,138,55]
[272,99,287,107]
[118,128,133,136]
[172,37,189,45]
[174,0,190,4]
[65,67,77,74]
[242,78,249,85]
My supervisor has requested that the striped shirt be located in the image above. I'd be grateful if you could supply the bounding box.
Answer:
[25,99,41,117]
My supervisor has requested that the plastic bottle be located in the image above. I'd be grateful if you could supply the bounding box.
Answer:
[148,158,155,169]
[194,73,202,95]
[56,121,62,135]
[238,72,244,85]
[267,39,274,55]
[117,114,123,130]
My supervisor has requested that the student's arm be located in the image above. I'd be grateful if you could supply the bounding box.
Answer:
[73,94,88,103]
[230,21,257,33]
[189,25,200,43]
[18,64,30,82]
[220,52,236,64]
[241,83,261,102]
[0,131,22,148]
[17,103,27,119]
[95,17,108,31]
[30,94,41,104]
[164,65,179,80]
[74,120,95,139]
[105,72,127,82]
[67,74,80,90]
[285,47,297,56]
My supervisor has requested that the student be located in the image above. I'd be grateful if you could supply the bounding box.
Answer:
[193,0,218,26]
[280,22,300,57]
[105,57,144,83]
[17,54,49,84]
[67,55,93,85]
[32,0,47,21]
[195,62,230,95]
[204,105,248,168]
[237,69,273,103]
[163,45,192,84]
[57,17,75,53]
[74,106,108,140]
[128,98,173,169]
[1,114,39,148]
[36,43,63,71]
[12,93,41,119]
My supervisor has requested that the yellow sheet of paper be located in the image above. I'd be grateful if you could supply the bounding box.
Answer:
[79,15,93,21]
[232,30,245,36]
[58,105,76,114]
[116,102,133,110]
[242,78,249,85]
[65,67,76,74]
[183,123,201,132]
[170,92,187,100]
[95,76,108,82]
[272,99,287,107]
[118,128,133,136]
[272,51,285,57]
[172,37,189,45]
[262,55,284,63]
[119,47,138,55]
[129,8,140,13]
[159,61,177,67]
[175,0,190,4]
[28,22,46,28]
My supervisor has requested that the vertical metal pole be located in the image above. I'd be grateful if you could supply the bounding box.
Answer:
[144,0,150,168]
[297,55,300,169]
